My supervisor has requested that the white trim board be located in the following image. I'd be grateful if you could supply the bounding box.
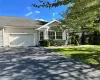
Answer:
[36,20,61,30]
[9,33,35,35]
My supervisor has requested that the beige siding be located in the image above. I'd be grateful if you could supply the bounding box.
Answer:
[4,27,39,46]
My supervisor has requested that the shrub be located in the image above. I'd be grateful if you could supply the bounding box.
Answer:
[39,40,50,47]
[49,39,66,46]
[71,34,80,45]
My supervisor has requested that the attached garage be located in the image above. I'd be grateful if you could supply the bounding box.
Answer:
[0,16,48,47]
[9,34,35,47]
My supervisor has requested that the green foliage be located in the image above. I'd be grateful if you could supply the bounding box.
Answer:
[88,33,94,45]
[39,40,50,47]
[70,33,80,45]
[74,35,80,45]
[69,31,100,45]
[49,39,66,46]
[39,39,66,47]
[93,31,100,45]
[32,0,70,8]
[62,0,100,32]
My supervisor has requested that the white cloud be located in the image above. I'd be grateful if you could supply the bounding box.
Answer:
[52,12,58,20]
[25,7,33,16]
[25,7,40,17]
[35,11,40,14]
[52,12,58,17]
[25,12,33,16]
[26,7,31,11]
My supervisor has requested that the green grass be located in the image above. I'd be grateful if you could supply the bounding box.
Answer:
[52,45,100,69]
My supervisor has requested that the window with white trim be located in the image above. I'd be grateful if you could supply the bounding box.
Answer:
[48,31,55,39]
[56,32,62,39]
[40,32,44,40]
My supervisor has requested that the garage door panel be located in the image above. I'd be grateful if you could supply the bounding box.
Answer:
[10,36,24,46]
[10,34,35,46]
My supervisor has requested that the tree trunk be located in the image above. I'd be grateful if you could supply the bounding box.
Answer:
[93,31,99,45]
[81,32,85,45]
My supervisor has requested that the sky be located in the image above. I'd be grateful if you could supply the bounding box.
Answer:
[0,0,69,21]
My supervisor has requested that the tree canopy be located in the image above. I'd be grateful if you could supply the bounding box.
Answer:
[32,0,70,8]
[61,0,100,32]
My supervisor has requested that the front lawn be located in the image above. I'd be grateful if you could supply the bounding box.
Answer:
[52,45,100,69]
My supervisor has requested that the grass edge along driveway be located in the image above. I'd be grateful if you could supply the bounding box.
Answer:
[52,45,100,69]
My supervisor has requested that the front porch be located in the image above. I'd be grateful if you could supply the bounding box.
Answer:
[37,20,69,45]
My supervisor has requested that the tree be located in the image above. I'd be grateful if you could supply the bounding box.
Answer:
[33,0,100,45]
[60,0,100,44]
[32,0,70,8]
[61,0,100,31]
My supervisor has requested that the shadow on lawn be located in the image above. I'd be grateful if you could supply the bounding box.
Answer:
[0,47,99,80]
[71,52,100,68]
[53,47,100,69]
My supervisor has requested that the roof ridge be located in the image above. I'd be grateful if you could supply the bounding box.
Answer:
[0,16,36,21]
[0,16,48,22]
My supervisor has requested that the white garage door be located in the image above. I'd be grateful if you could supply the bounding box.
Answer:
[10,34,35,47]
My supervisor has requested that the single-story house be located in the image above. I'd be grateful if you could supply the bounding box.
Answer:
[0,16,68,47]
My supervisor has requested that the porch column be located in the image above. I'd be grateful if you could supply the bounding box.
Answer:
[62,30,66,40]
[66,32,69,45]
[44,30,48,40]
[55,31,56,39]
[63,30,69,45]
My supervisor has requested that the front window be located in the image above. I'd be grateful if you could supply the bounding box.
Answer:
[48,31,55,39]
[40,32,44,40]
[56,32,62,39]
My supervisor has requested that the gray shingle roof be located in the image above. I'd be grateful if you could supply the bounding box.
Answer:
[0,16,48,29]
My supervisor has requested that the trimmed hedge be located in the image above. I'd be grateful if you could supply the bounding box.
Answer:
[49,39,66,46]
[39,40,50,47]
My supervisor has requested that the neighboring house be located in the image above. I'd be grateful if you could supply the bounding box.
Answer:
[0,16,68,47]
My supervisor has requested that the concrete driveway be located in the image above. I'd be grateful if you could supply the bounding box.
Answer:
[0,47,100,80]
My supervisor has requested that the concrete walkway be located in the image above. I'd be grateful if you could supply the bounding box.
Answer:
[0,47,100,80]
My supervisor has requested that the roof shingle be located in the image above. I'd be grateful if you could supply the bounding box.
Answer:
[0,16,48,29]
